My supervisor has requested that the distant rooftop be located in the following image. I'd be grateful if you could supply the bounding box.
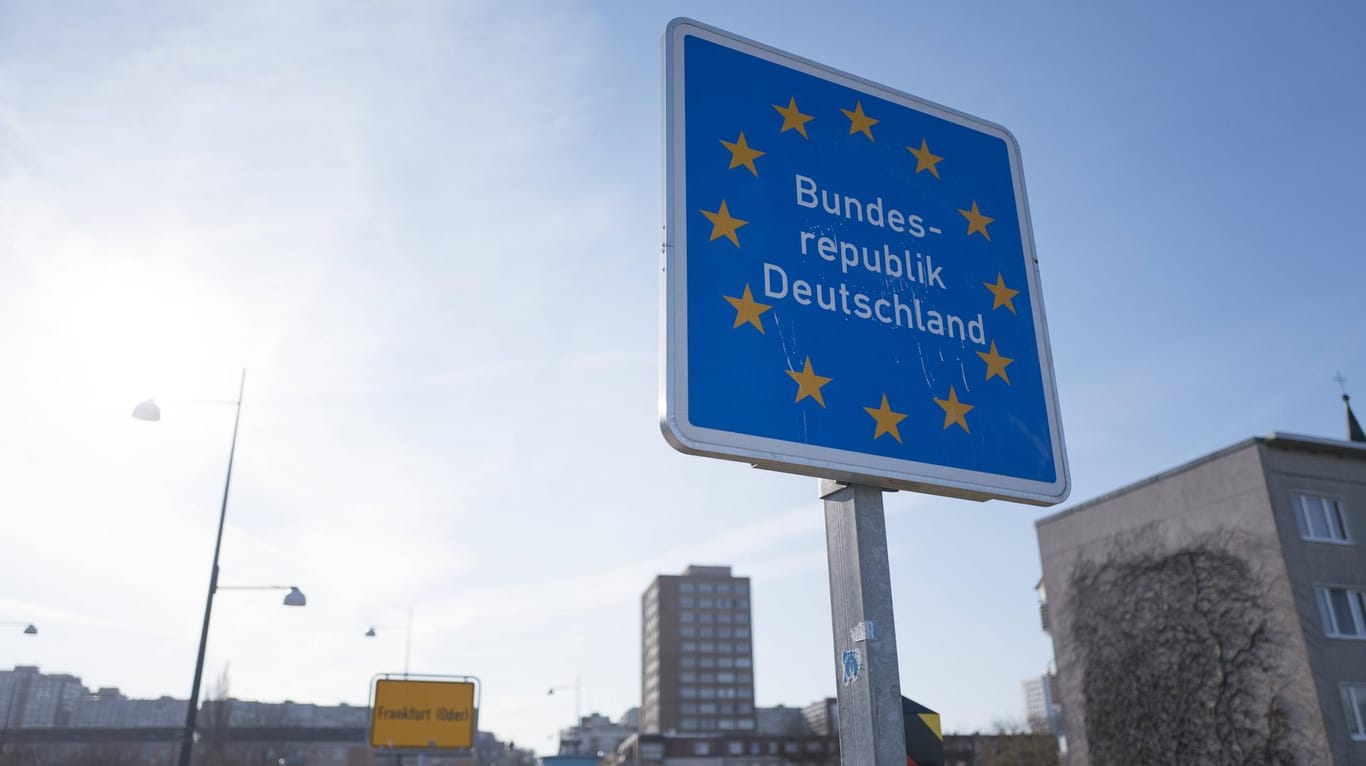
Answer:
[683,565,733,577]
[1037,432,1366,528]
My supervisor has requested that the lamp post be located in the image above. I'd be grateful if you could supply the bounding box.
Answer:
[364,608,414,676]
[547,676,582,723]
[134,369,246,766]
[548,677,582,756]
[217,586,308,607]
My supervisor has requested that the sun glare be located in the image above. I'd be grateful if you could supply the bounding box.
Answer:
[28,251,252,409]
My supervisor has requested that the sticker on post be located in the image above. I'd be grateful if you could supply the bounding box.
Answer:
[841,649,863,686]
[850,621,877,643]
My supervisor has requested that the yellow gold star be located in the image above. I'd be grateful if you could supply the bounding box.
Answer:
[700,200,748,247]
[934,386,975,433]
[958,200,994,240]
[907,139,943,179]
[976,340,1014,385]
[983,273,1020,314]
[772,97,814,139]
[863,394,908,443]
[786,357,832,407]
[723,284,772,333]
[720,131,765,176]
[840,101,878,141]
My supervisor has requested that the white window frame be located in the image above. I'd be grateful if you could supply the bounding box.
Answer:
[1291,492,1353,544]
[1315,584,1366,639]
[1343,683,1366,740]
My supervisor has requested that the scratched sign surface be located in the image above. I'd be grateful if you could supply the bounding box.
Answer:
[660,20,1068,505]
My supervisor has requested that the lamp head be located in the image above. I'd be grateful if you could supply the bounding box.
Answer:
[365,627,377,637]
[283,587,307,607]
[132,400,161,422]
[23,624,37,635]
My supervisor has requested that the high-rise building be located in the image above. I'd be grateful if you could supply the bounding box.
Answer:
[640,565,756,735]
[1021,674,1061,737]
[1035,432,1366,764]
[0,666,85,728]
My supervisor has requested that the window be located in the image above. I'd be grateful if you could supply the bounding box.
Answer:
[682,703,697,714]
[1317,586,1366,638]
[699,627,714,638]
[680,582,695,594]
[699,583,714,594]
[681,656,696,668]
[716,584,731,594]
[680,626,696,637]
[680,597,695,607]
[727,739,743,751]
[681,687,698,698]
[699,598,714,608]
[681,611,695,623]
[680,673,696,683]
[682,642,697,652]
[699,703,717,714]
[699,657,715,668]
[736,657,752,668]
[1343,684,1366,740]
[1294,494,1352,543]
[681,718,697,731]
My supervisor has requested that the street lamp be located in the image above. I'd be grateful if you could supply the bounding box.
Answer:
[134,370,247,766]
[364,608,414,676]
[218,586,308,607]
[547,675,582,724]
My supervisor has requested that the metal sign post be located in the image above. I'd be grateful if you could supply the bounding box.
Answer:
[822,480,905,764]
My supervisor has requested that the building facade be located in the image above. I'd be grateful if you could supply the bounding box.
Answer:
[640,566,756,736]
[1035,433,1366,764]
[1021,674,1061,738]
[0,667,86,729]
[557,712,637,758]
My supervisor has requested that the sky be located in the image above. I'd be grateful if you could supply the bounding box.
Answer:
[1,0,1364,755]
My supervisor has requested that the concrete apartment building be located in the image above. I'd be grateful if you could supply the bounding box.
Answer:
[1036,432,1366,764]
[640,565,756,736]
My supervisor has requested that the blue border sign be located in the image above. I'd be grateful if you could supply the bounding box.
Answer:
[661,19,1069,505]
